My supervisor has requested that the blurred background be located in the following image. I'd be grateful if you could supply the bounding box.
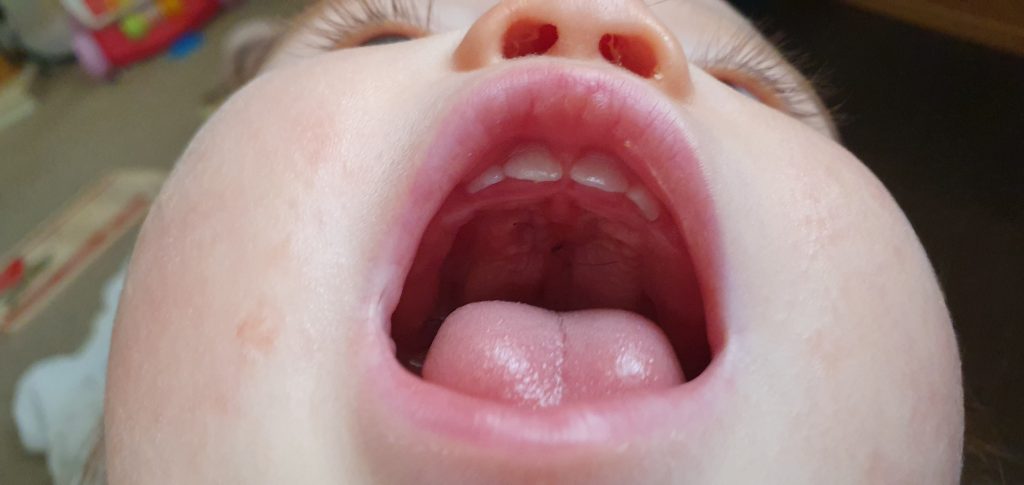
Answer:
[0,0,1020,483]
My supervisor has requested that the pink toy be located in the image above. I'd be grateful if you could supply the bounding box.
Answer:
[65,0,231,79]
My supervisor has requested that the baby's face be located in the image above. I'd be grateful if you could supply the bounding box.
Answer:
[105,0,963,482]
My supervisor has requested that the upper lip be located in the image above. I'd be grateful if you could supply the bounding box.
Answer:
[356,61,726,457]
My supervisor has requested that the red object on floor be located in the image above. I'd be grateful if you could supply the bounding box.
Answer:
[0,258,25,293]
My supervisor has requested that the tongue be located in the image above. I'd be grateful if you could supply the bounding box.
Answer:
[421,301,684,408]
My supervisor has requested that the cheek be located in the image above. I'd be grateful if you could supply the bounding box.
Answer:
[106,41,483,481]
[684,73,961,477]
[104,65,415,481]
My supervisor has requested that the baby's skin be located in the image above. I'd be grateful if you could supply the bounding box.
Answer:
[104,0,963,483]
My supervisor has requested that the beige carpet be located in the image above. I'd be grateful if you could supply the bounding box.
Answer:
[1,169,165,334]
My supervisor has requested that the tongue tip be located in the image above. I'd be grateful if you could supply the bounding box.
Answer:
[422,301,683,408]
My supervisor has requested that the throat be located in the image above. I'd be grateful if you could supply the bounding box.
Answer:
[448,200,649,312]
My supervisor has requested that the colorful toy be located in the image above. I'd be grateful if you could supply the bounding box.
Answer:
[62,0,148,30]
[61,0,233,79]
[119,0,184,40]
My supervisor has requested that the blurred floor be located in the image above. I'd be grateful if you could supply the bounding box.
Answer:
[739,3,1024,481]
[0,1,302,483]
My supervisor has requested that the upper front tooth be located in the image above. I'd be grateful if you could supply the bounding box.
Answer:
[570,152,629,193]
[466,165,505,193]
[503,146,562,182]
[626,185,660,221]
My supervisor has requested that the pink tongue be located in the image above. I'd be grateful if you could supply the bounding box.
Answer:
[422,301,684,408]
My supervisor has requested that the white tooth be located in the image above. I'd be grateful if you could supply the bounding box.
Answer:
[466,165,505,194]
[503,146,562,182]
[570,152,629,193]
[627,185,660,221]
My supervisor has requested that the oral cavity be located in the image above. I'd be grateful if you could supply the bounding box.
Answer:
[391,143,708,407]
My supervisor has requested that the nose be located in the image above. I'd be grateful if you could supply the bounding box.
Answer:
[453,0,692,99]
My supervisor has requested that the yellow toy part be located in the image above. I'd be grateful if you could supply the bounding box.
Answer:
[157,0,184,16]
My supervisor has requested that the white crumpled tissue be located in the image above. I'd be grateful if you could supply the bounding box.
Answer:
[12,265,125,485]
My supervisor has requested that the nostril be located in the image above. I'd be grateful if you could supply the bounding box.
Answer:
[599,33,659,79]
[502,20,559,59]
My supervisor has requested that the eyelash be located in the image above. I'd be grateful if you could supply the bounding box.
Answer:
[308,0,824,122]
[310,0,433,49]
[691,29,825,121]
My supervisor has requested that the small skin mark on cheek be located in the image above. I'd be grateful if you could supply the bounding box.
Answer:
[235,311,280,356]
[205,306,281,417]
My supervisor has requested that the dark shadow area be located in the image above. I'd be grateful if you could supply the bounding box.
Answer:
[733,1,1024,482]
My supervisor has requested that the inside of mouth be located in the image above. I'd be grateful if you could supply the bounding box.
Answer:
[391,141,711,408]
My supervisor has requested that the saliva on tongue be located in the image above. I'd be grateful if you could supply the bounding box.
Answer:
[422,301,684,408]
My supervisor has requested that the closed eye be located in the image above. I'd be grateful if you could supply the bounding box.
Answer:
[691,28,835,132]
[308,0,434,49]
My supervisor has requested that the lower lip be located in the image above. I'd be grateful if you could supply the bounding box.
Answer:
[359,62,727,454]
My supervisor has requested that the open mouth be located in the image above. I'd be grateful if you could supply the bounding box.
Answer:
[393,135,711,402]
[366,64,722,447]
